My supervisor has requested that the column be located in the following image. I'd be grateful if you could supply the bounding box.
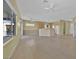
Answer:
[20,19,23,36]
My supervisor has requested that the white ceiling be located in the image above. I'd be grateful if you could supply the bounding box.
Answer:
[6,0,76,22]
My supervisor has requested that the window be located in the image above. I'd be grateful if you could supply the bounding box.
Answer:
[3,0,16,43]
[44,24,50,29]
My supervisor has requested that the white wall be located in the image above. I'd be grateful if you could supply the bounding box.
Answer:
[39,29,50,36]
[70,22,76,37]
[54,25,59,34]
[70,23,74,35]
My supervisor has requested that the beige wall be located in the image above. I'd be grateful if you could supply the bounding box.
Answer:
[3,16,21,59]
[59,20,65,35]
[23,21,45,30]
[48,23,52,28]
[59,20,73,35]
[65,21,71,35]
[35,21,44,29]
[23,21,37,30]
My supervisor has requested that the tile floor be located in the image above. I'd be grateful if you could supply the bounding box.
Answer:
[10,35,75,59]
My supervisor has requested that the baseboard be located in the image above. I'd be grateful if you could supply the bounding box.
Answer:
[3,37,13,46]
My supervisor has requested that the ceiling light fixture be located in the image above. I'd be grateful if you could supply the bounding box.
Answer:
[44,4,54,10]
[42,0,55,10]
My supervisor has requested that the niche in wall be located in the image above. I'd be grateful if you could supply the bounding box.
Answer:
[44,24,50,29]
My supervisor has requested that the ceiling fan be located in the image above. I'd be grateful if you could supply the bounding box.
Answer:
[41,0,55,11]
